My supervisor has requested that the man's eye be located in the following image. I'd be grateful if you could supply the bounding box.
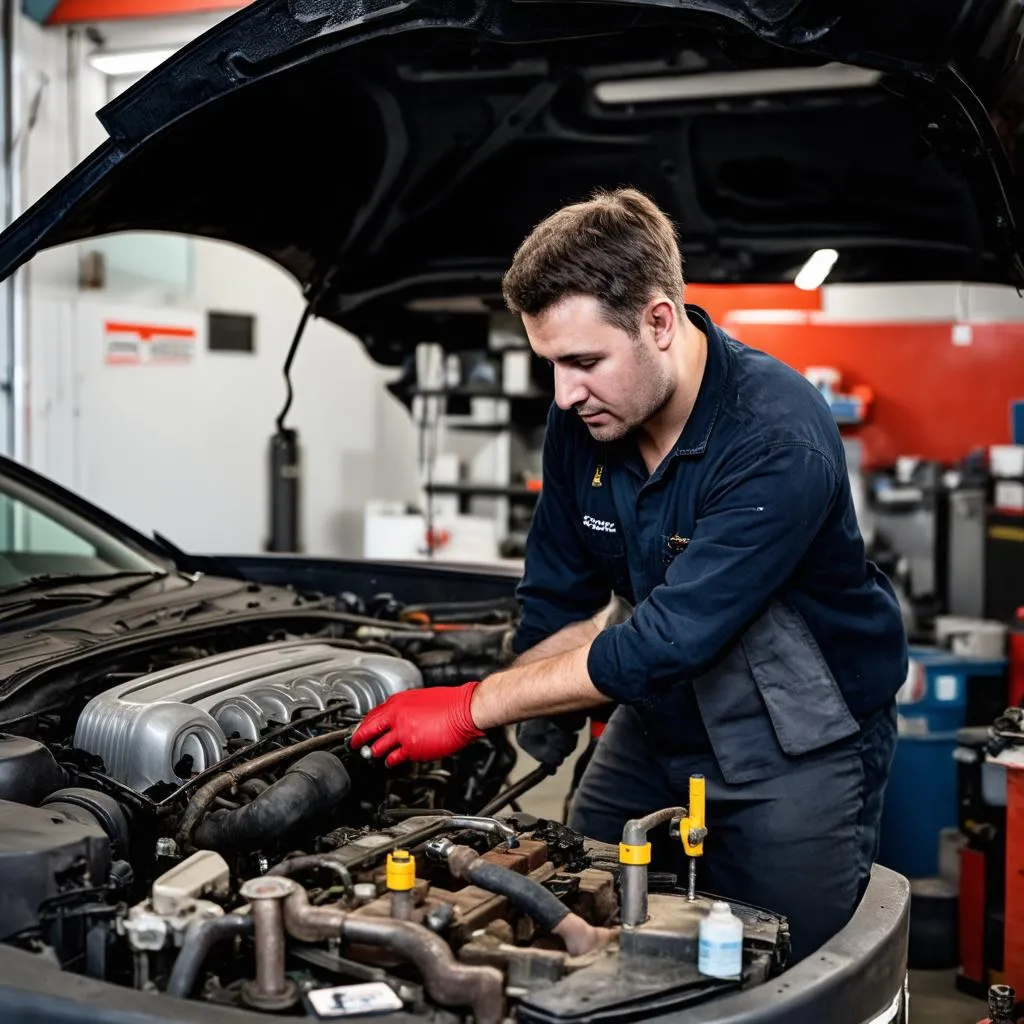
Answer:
[577,360,597,370]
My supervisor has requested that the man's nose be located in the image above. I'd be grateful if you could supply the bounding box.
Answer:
[553,368,587,411]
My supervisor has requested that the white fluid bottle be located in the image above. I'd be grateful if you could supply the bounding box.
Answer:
[698,901,744,980]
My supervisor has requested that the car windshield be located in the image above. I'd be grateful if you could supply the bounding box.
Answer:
[0,473,165,590]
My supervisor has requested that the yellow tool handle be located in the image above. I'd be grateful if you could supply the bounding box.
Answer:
[681,774,706,857]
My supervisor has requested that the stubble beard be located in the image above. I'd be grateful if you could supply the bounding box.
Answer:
[582,341,674,442]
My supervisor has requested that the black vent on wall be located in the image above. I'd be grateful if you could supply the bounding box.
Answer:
[208,311,255,353]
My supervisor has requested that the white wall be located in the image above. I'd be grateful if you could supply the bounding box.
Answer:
[13,14,420,557]
[821,282,1024,321]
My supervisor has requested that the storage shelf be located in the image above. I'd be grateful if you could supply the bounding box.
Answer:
[401,386,550,401]
[424,482,540,500]
[444,421,513,433]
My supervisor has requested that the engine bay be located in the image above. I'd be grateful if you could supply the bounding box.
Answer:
[0,588,789,1021]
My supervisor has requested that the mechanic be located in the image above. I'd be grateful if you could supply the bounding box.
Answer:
[353,187,908,962]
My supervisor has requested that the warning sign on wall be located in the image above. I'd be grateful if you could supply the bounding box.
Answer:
[104,320,196,365]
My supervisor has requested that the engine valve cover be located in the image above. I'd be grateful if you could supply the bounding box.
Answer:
[74,641,421,791]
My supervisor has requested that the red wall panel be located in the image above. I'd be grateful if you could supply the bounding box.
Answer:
[47,0,244,21]
[686,284,821,325]
[725,318,1024,468]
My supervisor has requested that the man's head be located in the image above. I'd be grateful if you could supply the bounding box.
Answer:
[502,188,687,442]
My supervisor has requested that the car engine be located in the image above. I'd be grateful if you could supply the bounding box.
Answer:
[0,590,789,1021]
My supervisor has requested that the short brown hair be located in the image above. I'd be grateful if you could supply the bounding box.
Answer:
[502,187,685,337]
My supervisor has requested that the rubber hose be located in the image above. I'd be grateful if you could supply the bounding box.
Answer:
[464,859,570,931]
[193,752,350,851]
[167,914,253,998]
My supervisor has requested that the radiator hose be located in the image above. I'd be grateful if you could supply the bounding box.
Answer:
[168,915,253,998]
[193,752,350,852]
[425,838,613,955]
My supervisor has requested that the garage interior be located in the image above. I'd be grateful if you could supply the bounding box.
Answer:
[0,1,1019,1023]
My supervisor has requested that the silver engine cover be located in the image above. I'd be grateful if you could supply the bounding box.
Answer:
[73,641,421,792]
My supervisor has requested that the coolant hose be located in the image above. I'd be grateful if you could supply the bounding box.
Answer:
[425,839,613,955]
[193,752,350,851]
[463,857,570,932]
[167,914,253,998]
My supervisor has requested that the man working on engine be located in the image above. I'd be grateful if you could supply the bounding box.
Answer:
[352,188,907,961]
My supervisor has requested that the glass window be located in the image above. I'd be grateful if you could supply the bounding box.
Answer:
[0,475,165,588]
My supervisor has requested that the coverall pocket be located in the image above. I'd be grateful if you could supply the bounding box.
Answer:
[741,600,859,756]
[583,532,629,591]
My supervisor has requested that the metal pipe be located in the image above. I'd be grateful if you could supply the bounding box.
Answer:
[620,806,686,928]
[167,915,253,999]
[251,899,287,995]
[622,807,686,847]
[444,815,518,848]
[620,862,647,930]
[391,889,414,921]
[176,727,353,845]
[239,877,299,1011]
[477,765,554,818]
[378,812,518,849]
[387,849,416,921]
[282,887,505,1024]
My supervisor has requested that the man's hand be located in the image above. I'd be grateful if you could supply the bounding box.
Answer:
[351,682,484,767]
[516,713,585,768]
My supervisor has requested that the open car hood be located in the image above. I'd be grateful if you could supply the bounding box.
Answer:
[0,0,1022,361]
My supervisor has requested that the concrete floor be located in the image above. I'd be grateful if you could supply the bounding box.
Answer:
[910,970,985,1023]
[506,736,987,1024]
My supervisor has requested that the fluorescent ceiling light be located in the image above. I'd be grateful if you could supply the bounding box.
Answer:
[594,63,881,105]
[794,249,839,291]
[88,48,179,77]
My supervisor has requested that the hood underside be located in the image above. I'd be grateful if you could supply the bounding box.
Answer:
[1,0,1023,360]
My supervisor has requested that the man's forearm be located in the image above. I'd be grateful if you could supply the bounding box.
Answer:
[513,618,598,667]
[472,642,610,729]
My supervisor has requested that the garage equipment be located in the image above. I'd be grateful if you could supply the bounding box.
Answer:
[618,774,708,928]
[619,804,686,927]
[681,773,707,901]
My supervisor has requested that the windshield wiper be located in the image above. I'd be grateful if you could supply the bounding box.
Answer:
[0,571,169,602]
[0,571,173,627]
[0,592,111,625]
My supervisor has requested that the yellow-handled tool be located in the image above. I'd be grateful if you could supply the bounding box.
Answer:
[679,774,707,901]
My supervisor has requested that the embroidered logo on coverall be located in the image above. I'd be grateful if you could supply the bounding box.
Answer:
[583,515,617,533]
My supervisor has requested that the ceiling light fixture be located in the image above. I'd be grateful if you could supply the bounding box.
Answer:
[794,248,839,291]
[87,48,179,77]
[594,63,881,105]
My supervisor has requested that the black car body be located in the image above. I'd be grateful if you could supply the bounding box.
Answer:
[2,0,1021,1019]
[0,450,908,1024]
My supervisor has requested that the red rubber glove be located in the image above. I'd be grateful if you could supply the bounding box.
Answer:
[351,682,485,767]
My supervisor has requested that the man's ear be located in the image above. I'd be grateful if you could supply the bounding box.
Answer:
[647,297,677,352]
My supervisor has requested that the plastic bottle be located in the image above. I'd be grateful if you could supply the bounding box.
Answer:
[698,901,744,980]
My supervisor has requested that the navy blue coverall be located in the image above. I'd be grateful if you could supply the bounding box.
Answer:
[512,306,908,961]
